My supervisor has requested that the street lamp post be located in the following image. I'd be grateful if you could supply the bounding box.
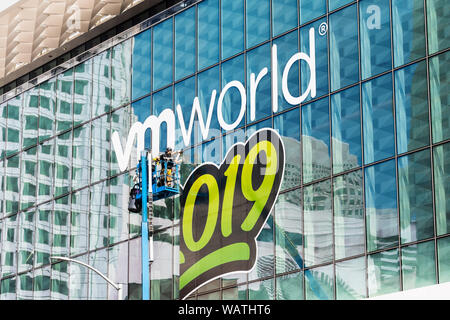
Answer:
[50,256,124,300]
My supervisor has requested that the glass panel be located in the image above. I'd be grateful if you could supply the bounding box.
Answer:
[5,154,20,215]
[222,128,245,158]
[198,65,221,140]
[331,85,362,174]
[392,0,426,67]
[365,160,398,252]
[399,150,433,243]
[246,0,270,48]
[395,61,429,154]
[175,7,196,80]
[39,78,56,142]
[0,277,16,300]
[153,18,173,90]
[175,77,196,147]
[18,209,35,273]
[434,142,450,235]
[74,59,92,127]
[222,285,247,300]
[108,175,129,244]
[88,249,108,300]
[437,236,450,283]
[35,203,52,268]
[20,147,37,210]
[51,261,69,300]
[300,0,326,24]
[33,267,50,299]
[72,123,90,190]
[300,18,329,103]
[110,106,131,175]
[272,0,298,36]
[304,180,332,266]
[248,279,274,300]
[111,39,131,109]
[107,243,128,300]
[336,257,366,300]
[17,272,33,300]
[334,170,364,259]
[329,0,353,11]
[221,0,244,59]
[1,214,17,277]
[90,115,110,184]
[132,29,151,100]
[69,254,88,300]
[153,86,174,150]
[201,137,221,164]
[92,49,111,117]
[368,248,400,297]
[302,97,330,184]
[305,264,334,300]
[0,103,6,159]
[54,131,71,197]
[273,107,301,191]
[128,237,142,300]
[430,51,450,143]
[70,188,89,255]
[52,195,70,257]
[55,69,73,133]
[248,216,274,282]
[22,87,39,149]
[151,228,173,300]
[329,4,359,91]
[246,43,271,123]
[89,181,109,250]
[0,166,3,218]
[275,189,303,274]
[6,95,22,157]
[402,240,436,290]
[276,272,303,300]
[360,0,392,79]
[426,0,450,54]
[198,0,219,70]
[131,96,152,151]
[362,73,395,165]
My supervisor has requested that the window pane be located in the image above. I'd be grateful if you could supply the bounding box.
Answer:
[74,59,92,127]
[111,39,131,109]
[153,18,173,90]
[70,188,89,255]
[331,85,362,174]
[1,215,17,277]
[92,50,111,117]
[360,0,392,79]
[365,160,398,252]
[434,142,450,235]
[69,254,88,299]
[5,155,20,215]
[107,243,128,300]
[336,256,366,300]
[402,240,436,290]
[221,0,244,59]
[51,261,69,299]
[108,175,129,244]
[132,96,152,151]
[54,131,71,197]
[437,236,450,283]
[89,249,108,300]
[304,180,332,266]
[151,228,173,300]
[22,87,39,149]
[89,181,109,250]
[362,73,395,165]
[175,77,195,148]
[132,29,151,100]
[17,272,33,300]
[302,97,330,184]
[0,277,16,300]
[56,69,73,133]
[305,264,333,300]
[300,0,326,24]
[198,66,221,140]
[430,51,450,143]
[18,210,34,273]
[395,61,429,154]
[201,138,221,164]
[20,147,37,210]
[276,272,303,300]
[198,0,219,70]
[272,0,298,37]
[368,248,400,297]
[392,0,426,67]
[329,0,353,11]
[110,106,131,175]
[398,150,433,243]
[39,79,56,142]
[275,190,303,274]
[53,196,70,257]
[246,0,269,48]
[0,103,6,159]
[90,115,110,184]
[427,0,450,54]
[334,170,364,259]
[33,267,50,299]
[330,4,359,91]
[248,217,274,282]
[248,279,274,300]
[72,124,90,190]
[175,7,196,80]
[35,203,52,268]
[6,95,22,157]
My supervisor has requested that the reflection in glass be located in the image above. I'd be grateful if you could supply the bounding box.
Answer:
[74,59,92,127]
[222,285,247,300]
[336,257,366,300]
[329,0,353,11]
[51,261,69,299]
[402,241,436,290]
[5,154,20,214]
[221,0,244,59]
[198,0,219,70]
[175,77,196,148]
[0,103,6,159]
[300,0,325,24]
[128,237,142,300]
[304,180,332,267]
[153,18,173,90]
[39,78,56,142]
[110,106,131,175]
[33,266,51,300]
[438,236,450,283]
[1,214,17,277]
[198,65,221,141]
[305,264,333,300]
[151,229,173,300]
[54,131,71,197]
[92,50,111,117]
[6,95,22,157]
[56,69,73,133]
[175,7,196,80]
[17,272,33,300]
[20,147,37,210]
[69,254,88,300]
[89,181,109,250]
[132,29,151,100]
[249,217,274,282]
[248,279,274,300]
[0,277,16,300]
[272,0,297,36]
[430,51,450,143]
[22,87,39,149]
[90,115,110,184]
[89,249,108,300]
[246,0,269,48]
[72,124,90,190]
[426,0,450,54]
[35,203,52,268]
[276,272,303,300]
[434,142,450,235]
[111,39,131,109]
[37,138,54,204]
[108,175,129,244]
[70,188,89,255]
[52,195,70,257]
[107,243,128,300]
[368,249,400,297]
[18,209,34,273]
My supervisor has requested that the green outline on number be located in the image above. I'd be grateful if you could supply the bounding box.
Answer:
[179,242,250,291]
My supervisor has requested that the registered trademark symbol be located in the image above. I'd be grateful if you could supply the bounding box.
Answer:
[318,22,328,36]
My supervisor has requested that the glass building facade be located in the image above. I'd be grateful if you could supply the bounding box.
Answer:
[0,0,449,300]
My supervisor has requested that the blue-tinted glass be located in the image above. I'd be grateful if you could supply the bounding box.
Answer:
[92,50,111,118]
[153,18,173,91]
[329,4,359,91]
[368,248,400,297]
[223,128,245,154]
[221,0,244,59]
[300,18,329,103]
[175,7,196,80]
[392,0,426,67]
[360,0,392,79]
[273,30,299,112]
[56,69,73,134]
[272,0,298,36]
[198,66,221,140]
[399,150,433,244]
[198,0,219,70]
[302,97,330,184]
[305,264,333,300]
[247,43,271,123]
[132,29,151,100]
[175,77,196,149]
[402,241,436,290]
[246,0,270,48]
[331,85,361,174]
[221,54,246,131]
[427,0,450,54]
[395,61,429,154]
[246,118,272,139]
[154,86,174,151]
[329,0,353,11]
[365,160,398,252]
[132,96,151,149]
[336,257,366,300]
[430,51,450,144]
[363,73,394,165]
[434,142,450,236]
[300,0,326,24]
[201,138,221,164]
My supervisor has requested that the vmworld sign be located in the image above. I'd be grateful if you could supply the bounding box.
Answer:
[111,27,317,171]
